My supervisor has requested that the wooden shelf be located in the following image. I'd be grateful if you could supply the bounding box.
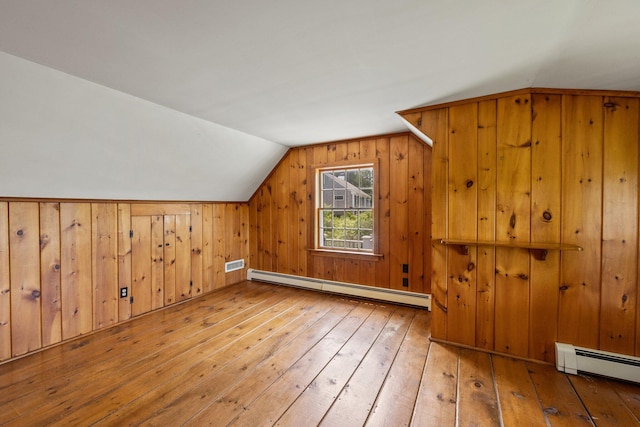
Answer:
[437,238,583,261]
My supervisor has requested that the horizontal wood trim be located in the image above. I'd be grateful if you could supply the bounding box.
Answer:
[397,87,640,115]
[131,203,192,216]
[308,249,383,261]
[0,197,248,204]
[438,238,583,252]
[300,131,413,151]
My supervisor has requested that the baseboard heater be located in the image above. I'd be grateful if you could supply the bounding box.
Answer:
[556,342,640,383]
[246,268,431,310]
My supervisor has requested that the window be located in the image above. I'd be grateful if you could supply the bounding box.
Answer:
[317,165,374,252]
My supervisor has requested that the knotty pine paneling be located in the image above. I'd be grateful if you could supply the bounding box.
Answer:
[9,202,41,357]
[190,204,203,297]
[0,200,249,363]
[529,94,562,363]
[600,97,639,354]
[163,215,177,305]
[60,203,93,341]
[494,94,531,357]
[0,202,9,360]
[39,202,62,347]
[151,215,165,310]
[447,103,478,347]
[248,133,432,293]
[91,203,118,330]
[400,88,640,362]
[476,99,497,351]
[559,95,603,350]
[117,203,132,322]
[132,215,153,316]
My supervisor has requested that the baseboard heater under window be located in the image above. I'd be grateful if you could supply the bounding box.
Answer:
[556,342,640,383]
[246,268,431,310]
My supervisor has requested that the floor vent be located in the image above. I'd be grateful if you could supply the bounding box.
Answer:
[225,259,245,273]
[556,342,640,383]
[246,268,431,310]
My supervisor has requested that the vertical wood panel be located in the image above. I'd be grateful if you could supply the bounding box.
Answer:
[190,204,203,296]
[262,178,275,272]
[408,136,425,293]
[311,145,332,281]
[359,140,378,286]
[495,94,531,357]
[175,214,191,300]
[297,148,309,277]
[60,203,92,339]
[39,202,61,347]
[117,203,132,322]
[151,215,164,310]
[276,156,289,273]
[212,204,226,289]
[240,203,250,281]
[91,203,118,330]
[0,202,9,360]
[476,99,497,350]
[203,203,215,293]
[422,110,449,339]
[347,140,360,162]
[447,103,478,346]
[390,135,409,291]
[131,216,152,316]
[288,152,300,275]
[423,143,433,294]
[9,202,41,356]
[163,215,176,305]
[559,95,603,349]
[373,137,389,287]
[600,97,639,354]
[529,94,562,362]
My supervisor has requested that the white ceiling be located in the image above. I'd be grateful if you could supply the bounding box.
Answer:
[1,0,639,148]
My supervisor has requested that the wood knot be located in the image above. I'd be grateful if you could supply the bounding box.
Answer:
[17,229,24,236]
[542,211,552,222]
[32,289,41,299]
[467,263,475,272]
[465,180,474,188]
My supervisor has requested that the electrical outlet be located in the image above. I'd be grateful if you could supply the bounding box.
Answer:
[402,278,409,287]
[402,264,409,274]
[120,287,128,298]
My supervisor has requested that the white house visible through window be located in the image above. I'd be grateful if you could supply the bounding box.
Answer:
[317,165,374,252]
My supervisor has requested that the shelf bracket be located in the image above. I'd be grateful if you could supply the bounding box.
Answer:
[530,248,549,261]
[451,244,469,256]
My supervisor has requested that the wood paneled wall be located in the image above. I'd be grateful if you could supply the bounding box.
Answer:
[249,133,432,294]
[400,88,640,363]
[0,201,249,363]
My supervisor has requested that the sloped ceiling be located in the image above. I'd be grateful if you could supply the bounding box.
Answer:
[1,0,639,200]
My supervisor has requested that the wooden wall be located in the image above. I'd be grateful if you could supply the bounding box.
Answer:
[0,201,249,363]
[249,133,432,294]
[400,88,640,363]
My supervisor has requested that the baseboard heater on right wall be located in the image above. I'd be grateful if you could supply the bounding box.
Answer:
[556,342,640,383]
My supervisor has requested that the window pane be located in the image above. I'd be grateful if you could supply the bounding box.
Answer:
[317,164,374,252]
[321,189,334,208]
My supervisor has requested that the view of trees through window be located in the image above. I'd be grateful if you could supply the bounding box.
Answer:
[318,165,374,251]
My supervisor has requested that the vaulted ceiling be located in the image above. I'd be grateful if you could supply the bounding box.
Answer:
[1,0,639,200]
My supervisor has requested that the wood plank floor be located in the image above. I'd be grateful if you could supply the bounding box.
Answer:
[1,280,640,426]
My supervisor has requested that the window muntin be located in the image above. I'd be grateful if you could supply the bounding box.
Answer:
[317,165,374,252]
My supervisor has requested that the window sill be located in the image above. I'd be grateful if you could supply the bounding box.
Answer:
[308,249,384,261]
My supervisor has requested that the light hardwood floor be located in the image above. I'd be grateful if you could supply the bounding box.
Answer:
[1,280,639,426]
